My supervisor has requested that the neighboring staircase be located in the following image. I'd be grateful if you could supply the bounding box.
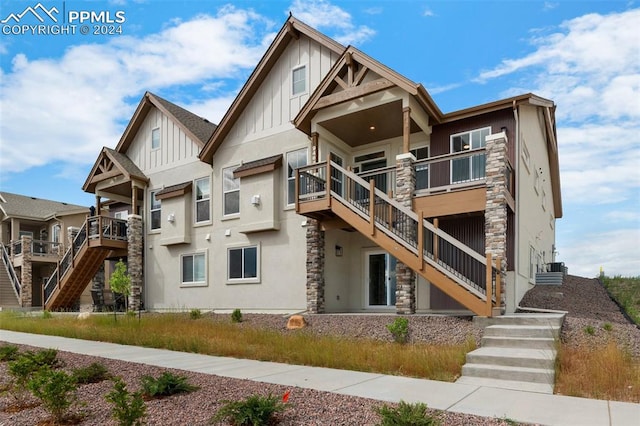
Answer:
[457,313,565,394]
[0,243,21,308]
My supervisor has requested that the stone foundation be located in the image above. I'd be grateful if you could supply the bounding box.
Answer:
[20,236,32,307]
[395,153,416,314]
[127,215,143,310]
[306,219,325,313]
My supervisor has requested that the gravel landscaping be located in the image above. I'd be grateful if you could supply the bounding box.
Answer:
[1,274,637,425]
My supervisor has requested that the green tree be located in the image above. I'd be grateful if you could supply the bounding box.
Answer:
[110,259,131,313]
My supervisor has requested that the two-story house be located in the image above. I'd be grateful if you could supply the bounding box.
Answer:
[0,192,89,308]
[43,16,561,317]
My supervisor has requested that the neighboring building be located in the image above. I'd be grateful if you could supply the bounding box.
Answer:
[44,16,561,316]
[0,192,89,308]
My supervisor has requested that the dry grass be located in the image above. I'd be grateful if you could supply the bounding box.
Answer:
[555,340,640,402]
[0,312,474,382]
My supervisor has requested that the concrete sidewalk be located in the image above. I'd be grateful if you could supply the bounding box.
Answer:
[1,330,638,425]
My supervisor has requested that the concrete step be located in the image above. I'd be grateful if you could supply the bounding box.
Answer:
[481,335,557,350]
[465,347,556,369]
[484,324,560,339]
[461,363,555,385]
[474,313,565,328]
[455,376,554,394]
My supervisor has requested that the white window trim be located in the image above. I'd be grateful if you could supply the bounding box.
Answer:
[51,223,61,244]
[222,166,240,218]
[151,127,160,150]
[291,64,308,97]
[226,244,260,284]
[285,147,308,208]
[194,176,212,225]
[148,189,161,233]
[180,251,208,288]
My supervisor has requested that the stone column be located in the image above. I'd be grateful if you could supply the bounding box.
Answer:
[395,153,416,314]
[127,215,143,310]
[484,132,508,311]
[20,236,33,307]
[306,219,325,313]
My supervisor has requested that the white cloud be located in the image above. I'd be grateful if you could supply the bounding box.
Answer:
[289,0,375,46]
[423,8,435,17]
[0,6,272,174]
[559,228,640,277]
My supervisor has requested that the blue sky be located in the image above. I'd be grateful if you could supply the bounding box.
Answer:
[1,0,638,277]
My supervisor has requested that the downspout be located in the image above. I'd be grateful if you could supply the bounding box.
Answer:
[512,100,520,312]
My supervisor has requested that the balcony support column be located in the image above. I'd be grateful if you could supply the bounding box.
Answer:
[127,215,143,311]
[311,132,319,163]
[306,219,325,313]
[20,236,33,307]
[395,152,416,314]
[485,132,508,314]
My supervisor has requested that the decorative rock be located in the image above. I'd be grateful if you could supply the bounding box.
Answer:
[77,312,91,320]
[287,315,307,329]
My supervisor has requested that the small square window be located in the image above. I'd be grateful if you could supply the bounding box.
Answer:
[151,128,160,150]
[286,148,308,205]
[292,65,306,96]
[228,246,259,282]
[182,252,206,286]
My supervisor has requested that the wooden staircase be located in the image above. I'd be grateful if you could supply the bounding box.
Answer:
[0,243,21,308]
[43,216,127,310]
[296,160,501,316]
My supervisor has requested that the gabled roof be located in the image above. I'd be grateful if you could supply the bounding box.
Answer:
[0,191,87,221]
[294,45,443,136]
[82,147,148,193]
[115,92,217,153]
[199,16,345,164]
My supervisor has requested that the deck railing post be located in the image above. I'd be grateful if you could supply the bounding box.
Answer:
[486,253,493,317]
[417,211,424,271]
[294,169,300,212]
[326,154,332,208]
[369,179,376,236]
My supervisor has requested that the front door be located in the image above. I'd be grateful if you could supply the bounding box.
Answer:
[365,250,396,308]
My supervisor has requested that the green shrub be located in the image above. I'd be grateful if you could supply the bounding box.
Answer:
[603,323,613,332]
[0,344,19,362]
[42,310,53,319]
[190,309,202,320]
[140,371,198,398]
[105,378,146,426]
[72,362,111,384]
[386,317,410,344]
[584,325,595,335]
[27,367,78,423]
[27,348,60,368]
[376,401,439,426]
[231,309,243,323]
[212,393,287,426]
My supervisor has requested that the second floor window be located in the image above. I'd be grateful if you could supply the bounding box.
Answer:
[410,146,429,190]
[223,167,240,216]
[292,65,306,96]
[195,177,211,223]
[287,148,307,205]
[451,127,490,184]
[151,127,160,150]
[150,191,161,230]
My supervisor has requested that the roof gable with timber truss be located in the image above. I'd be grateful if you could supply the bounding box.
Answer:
[293,46,443,147]
[83,147,148,195]
[198,16,345,164]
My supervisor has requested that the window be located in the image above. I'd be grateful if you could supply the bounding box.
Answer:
[228,246,259,281]
[450,127,490,184]
[151,127,160,150]
[286,148,307,205]
[114,211,128,220]
[149,190,161,230]
[330,152,344,195]
[410,146,429,190]
[291,65,306,96]
[223,167,240,216]
[182,253,206,286]
[51,224,61,244]
[195,177,211,222]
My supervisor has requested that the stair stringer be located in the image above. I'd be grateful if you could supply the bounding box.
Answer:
[45,245,110,310]
[330,200,488,315]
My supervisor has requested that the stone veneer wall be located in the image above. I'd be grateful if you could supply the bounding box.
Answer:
[19,236,32,307]
[127,215,143,310]
[306,218,325,313]
[395,153,416,314]
[484,133,508,308]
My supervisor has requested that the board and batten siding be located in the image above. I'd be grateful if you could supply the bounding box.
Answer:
[226,35,340,145]
[127,107,202,173]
